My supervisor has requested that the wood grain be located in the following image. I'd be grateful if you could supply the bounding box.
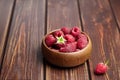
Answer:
[79,0,120,80]
[0,0,15,66]
[109,0,120,28]
[0,0,120,80]
[45,0,89,80]
[0,0,45,79]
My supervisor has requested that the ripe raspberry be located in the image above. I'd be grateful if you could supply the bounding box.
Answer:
[94,61,109,74]
[45,34,56,47]
[77,33,88,40]
[53,36,66,49]
[77,34,88,49]
[59,42,77,52]
[61,27,70,34]
[53,30,64,37]
[71,26,80,37]
[52,43,65,49]
[64,34,75,42]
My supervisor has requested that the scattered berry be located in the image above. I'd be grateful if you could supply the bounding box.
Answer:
[77,35,88,49]
[64,34,75,42]
[71,26,80,37]
[61,27,70,34]
[45,34,56,47]
[53,30,64,37]
[94,61,109,75]
[59,42,77,52]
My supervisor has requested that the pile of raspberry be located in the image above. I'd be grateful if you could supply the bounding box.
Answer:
[45,26,88,52]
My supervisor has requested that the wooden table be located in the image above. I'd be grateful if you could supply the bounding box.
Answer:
[0,0,120,80]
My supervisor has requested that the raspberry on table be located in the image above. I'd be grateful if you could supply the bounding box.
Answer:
[94,61,109,75]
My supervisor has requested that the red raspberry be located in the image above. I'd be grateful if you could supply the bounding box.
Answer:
[71,26,80,37]
[77,34,88,49]
[59,42,77,52]
[77,33,87,40]
[95,62,108,74]
[45,34,56,47]
[52,43,65,49]
[53,30,64,37]
[52,36,66,49]
[64,34,75,42]
[61,27,70,34]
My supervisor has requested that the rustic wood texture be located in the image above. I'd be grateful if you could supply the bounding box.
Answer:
[0,0,45,79]
[79,0,120,80]
[109,0,120,28]
[0,0,120,80]
[45,0,89,80]
[0,0,15,65]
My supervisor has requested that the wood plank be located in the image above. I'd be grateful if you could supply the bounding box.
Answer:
[46,0,89,80]
[0,0,45,79]
[109,0,120,28]
[79,0,120,80]
[0,0,15,66]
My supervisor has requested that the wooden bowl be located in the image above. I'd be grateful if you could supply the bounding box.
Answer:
[42,30,92,67]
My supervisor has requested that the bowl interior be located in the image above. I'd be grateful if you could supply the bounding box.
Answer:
[42,29,91,55]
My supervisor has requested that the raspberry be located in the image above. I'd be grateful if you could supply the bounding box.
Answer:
[53,36,66,49]
[53,30,64,37]
[77,33,87,40]
[61,27,70,34]
[45,27,89,52]
[59,42,77,52]
[52,43,65,49]
[45,34,56,47]
[64,34,75,42]
[71,26,80,37]
[94,61,109,74]
[77,34,88,49]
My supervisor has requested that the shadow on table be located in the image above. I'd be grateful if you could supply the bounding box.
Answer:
[36,45,44,65]
[44,59,86,70]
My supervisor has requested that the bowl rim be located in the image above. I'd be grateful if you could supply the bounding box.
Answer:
[42,29,92,55]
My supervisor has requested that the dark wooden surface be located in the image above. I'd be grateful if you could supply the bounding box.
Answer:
[0,0,120,80]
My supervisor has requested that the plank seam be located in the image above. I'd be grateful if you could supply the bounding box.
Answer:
[45,0,48,34]
[77,0,84,31]
[108,0,120,33]
[44,0,48,80]
[86,60,91,80]
[77,0,91,80]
